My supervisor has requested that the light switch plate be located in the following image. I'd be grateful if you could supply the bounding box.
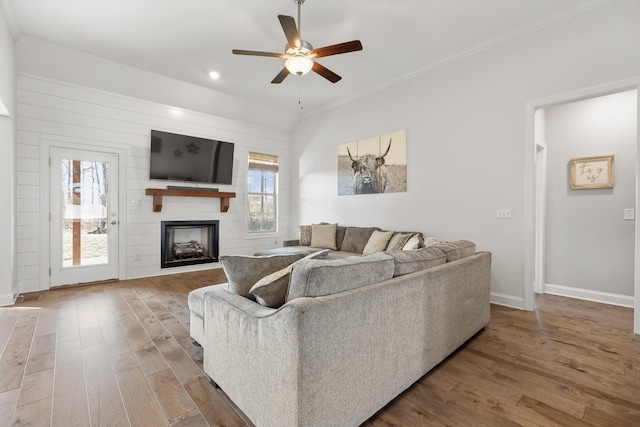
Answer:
[129,199,141,214]
[624,208,635,220]
[496,208,512,219]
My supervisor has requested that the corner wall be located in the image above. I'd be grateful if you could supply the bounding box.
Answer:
[291,0,640,308]
[0,5,16,305]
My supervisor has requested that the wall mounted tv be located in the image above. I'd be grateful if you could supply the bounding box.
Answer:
[149,130,234,185]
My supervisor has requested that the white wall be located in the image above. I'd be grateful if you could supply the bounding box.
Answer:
[0,5,17,305]
[291,0,640,308]
[544,90,636,304]
[16,74,292,292]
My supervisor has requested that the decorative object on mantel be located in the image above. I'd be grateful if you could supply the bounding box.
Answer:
[569,154,614,190]
[338,129,407,196]
[145,188,236,212]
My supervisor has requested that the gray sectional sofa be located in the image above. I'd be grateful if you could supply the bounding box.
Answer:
[187,224,491,427]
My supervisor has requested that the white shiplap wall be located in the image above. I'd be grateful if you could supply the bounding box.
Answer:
[16,73,292,293]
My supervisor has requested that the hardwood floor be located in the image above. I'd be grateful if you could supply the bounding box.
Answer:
[1,270,639,426]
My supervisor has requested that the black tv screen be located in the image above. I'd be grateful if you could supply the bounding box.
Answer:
[149,130,234,185]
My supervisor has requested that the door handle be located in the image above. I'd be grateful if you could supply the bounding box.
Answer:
[111,220,118,225]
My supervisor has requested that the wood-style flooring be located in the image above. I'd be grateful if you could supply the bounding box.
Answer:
[1,269,639,426]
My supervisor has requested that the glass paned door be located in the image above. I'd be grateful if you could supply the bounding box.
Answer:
[50,147,119,286]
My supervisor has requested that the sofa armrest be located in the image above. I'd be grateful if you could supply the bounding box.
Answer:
[283,239,300,247]
[203,288,319,427]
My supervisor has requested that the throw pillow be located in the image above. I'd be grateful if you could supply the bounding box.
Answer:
[335,225,347,251]
[362,230,395,255]
[250,250,329,308]
[386,247,447,277]
[402,234,422,250]
[286,252,395,302]
[220,253,305,299]
[386,232,414,251]
[299,225,312,246]
[423,237,440,248]
[310,223,338,250]
[340,227,379,253]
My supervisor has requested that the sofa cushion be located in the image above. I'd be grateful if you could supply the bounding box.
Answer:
[221,253,305,299]
[436,240,477,262]
[286,252,394,302]
[250,250,329,308]
[386,247,447,277]
[310,223,338,250]
[362,230,395,255]
[340,227,379,253]
[385,232,414,251]
[299,225,312,246]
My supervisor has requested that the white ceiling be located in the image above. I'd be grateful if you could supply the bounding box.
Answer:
[3,0,612,114]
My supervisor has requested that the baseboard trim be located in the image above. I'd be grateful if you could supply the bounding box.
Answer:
[544,283,634,308]
[0,292,16,307]
[491,292,525,310]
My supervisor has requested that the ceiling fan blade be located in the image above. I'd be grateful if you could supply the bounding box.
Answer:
[278,15,301,50]
[271,67,290,84]
[312,62,341,83]
[232,49,284,58]
[310,40,363,58]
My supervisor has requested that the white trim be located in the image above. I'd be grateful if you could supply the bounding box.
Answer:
[545,283,634,308]
[39,138,128,290]
[0,292,16,306]
[490,292,524,310]
[636,88,640,335]
[0,97,9,117]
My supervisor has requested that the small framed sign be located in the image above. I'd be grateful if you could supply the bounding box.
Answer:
[569,154,614,190]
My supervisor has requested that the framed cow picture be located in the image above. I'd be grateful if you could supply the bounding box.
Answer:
[338,130,407,195]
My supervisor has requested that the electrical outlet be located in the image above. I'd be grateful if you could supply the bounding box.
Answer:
[496,208,512,219]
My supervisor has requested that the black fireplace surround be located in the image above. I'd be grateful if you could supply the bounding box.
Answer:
[161,220,219,268]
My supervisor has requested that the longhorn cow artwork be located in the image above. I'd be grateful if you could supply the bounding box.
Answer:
[338,130,407,196]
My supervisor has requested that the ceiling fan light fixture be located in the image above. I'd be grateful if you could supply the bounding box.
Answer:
[285,55,313,75]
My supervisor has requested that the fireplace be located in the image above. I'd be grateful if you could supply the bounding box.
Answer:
[160,220,219,268]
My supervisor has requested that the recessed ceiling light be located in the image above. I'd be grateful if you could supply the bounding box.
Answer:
[208,71,220,80]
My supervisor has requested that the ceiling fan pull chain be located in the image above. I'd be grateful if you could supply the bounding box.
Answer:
[298,81,304,110]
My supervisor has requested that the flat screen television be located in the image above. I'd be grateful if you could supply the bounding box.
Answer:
[149,130,234,185]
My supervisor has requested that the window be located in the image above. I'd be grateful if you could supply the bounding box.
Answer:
[248,152,278,233]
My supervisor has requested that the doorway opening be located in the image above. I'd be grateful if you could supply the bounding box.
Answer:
[528,83,639,334]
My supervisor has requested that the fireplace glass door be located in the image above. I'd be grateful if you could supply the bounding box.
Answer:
[161,221,219,268]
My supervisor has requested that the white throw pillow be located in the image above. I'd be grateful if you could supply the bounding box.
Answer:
[402,234,422,250]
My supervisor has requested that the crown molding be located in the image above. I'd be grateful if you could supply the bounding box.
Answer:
[1,0,22,41]
[303,0,616,118]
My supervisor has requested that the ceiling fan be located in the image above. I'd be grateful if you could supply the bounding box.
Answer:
[232,0,363,84]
